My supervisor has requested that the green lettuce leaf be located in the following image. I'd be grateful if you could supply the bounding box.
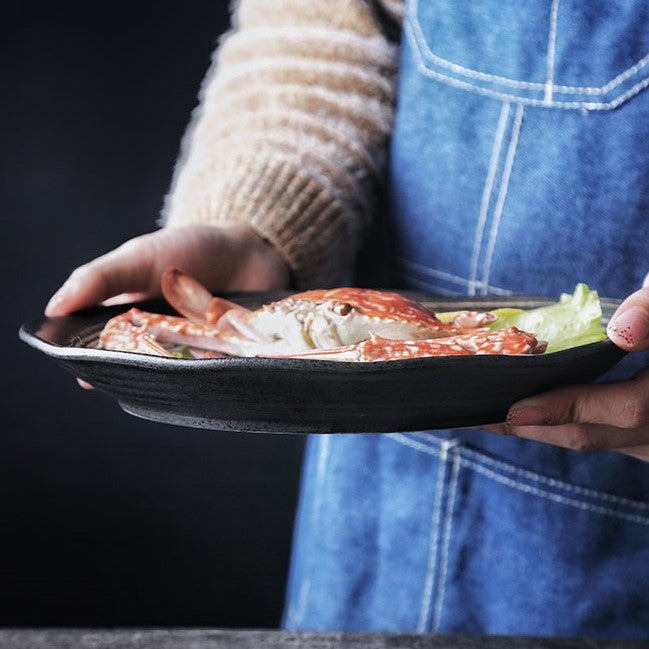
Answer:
[489,283,607,353]
[172,345,194,359]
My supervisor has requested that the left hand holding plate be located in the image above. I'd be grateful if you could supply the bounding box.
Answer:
[485,286,649,462]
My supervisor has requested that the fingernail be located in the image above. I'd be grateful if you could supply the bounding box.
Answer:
[45,292,64,316]
[506,406,552,427]
[45,282,73,315]
[607,307,649,348]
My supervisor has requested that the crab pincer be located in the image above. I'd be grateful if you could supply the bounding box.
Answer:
[160,266,244,325]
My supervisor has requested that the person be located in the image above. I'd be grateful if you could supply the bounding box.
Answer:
[46,0,649,638]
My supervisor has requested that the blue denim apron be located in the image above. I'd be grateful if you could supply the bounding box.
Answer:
[283,0,649,638]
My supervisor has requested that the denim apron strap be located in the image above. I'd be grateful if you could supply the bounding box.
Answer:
[284,0,649,637]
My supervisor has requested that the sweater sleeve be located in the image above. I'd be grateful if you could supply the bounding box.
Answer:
[160,0,401,288]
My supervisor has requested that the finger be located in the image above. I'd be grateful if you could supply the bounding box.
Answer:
[506,375,649,430]
[505,422,649,453]
[77,378,95,390]
[101,292,150,306]
[607,287,649,351]
[481,423,509,435]
[483,421,649,457]
[614,444,649,462]
[45,237,157,316]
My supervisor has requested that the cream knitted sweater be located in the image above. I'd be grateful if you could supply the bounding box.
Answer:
[162,0,403,288]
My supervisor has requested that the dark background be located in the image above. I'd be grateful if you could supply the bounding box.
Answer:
[4,2,306,627]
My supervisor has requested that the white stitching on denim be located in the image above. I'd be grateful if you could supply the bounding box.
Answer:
[389,433,441,456]
[405,19,649,111]
[568,52,649,95]
[462,457,649,525]
[410,0,547,91]
[292,435,331,627]
[469,102,510,296]
[544,0,561,102]
[397,258,469,286]
[480,103,524,295]
[288,580,310,629]
[456,444,649,512]
[407,432,649,512]
[312,435,331,523]
[418,439,462,632]
[400,275,462,297]
[396,259,514,296]
[417,439,450,632]
[409,0,649,95]
[477,284,513,296]
[432,451,461,632]
[419,432,446,444]
[604,75,649,109]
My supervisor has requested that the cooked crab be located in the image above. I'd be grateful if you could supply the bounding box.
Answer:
[155,266,497,356]
[98,266,546,361]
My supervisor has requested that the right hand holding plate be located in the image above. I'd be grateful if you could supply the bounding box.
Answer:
[485,285,649,462]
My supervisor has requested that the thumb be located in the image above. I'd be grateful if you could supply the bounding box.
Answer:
[45,238,157,316]
[606,286,649,352]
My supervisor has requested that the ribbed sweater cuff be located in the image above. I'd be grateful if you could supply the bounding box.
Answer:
[164,154,353,289]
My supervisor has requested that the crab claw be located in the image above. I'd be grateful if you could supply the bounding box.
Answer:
[161,266,244,324]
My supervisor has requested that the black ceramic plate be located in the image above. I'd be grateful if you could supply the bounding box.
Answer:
[19,293,626,433]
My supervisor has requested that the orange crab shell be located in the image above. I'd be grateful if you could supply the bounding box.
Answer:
[282,288,444,328]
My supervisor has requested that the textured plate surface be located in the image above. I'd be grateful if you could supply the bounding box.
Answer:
[19,293,626,433]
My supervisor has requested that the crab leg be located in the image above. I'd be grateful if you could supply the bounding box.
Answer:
[99,308,288,357]
[99,312,174,357]
[100,314,230,358]
[269,327,547,362]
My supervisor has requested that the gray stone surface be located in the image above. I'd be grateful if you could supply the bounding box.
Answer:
[0,630,645,649]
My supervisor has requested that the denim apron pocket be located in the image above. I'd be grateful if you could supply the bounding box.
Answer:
[388,433,649,638]
[390,0,649,301]
[284,433,649,637]
[408,0,649,110]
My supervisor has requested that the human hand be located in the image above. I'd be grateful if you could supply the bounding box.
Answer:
[485,285,649,462]
[45,222,290,388]
[46,222,290,316]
